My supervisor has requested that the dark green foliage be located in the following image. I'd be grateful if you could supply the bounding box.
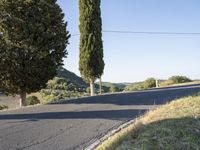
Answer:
[40,89,84,102]
[125,78,156,91]
[102,86,110,93]
[110,86,120,93]
[94,84,112,93]
[47,67,88,92]
[143,78,156,89]
[160,75,192,86]
[0,0,69,100]
[168,76,191,84]
[102,82,127,90]
[94,82,125,93]
[41,68,89,102]
[79,0,104,81]
[26,96,40,105]
[57,67,88,89]
[0,105,8,110]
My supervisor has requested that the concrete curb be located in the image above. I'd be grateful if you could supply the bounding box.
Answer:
[85,117,138,150]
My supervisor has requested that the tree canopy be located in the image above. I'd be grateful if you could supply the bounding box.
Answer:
[79,0,104,95]
[0,0,70,106]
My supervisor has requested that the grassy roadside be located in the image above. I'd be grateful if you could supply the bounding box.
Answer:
[160,80,200,87]
[96,94,200,150]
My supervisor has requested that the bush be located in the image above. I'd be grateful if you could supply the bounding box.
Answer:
[160,75,192,86]
[110,86,120,93]
[40,89,84,102]
[168,75,191,84]
[124,78,156,92]
[0,105,8,110]
[143,78,156,89]
[26,96,40,105]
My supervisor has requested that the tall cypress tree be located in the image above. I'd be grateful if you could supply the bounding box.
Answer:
[0,0,70,106]
[79,0,104,96]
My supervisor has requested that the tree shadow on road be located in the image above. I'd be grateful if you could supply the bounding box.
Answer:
[52,88,200,106]
[0,109,147,121]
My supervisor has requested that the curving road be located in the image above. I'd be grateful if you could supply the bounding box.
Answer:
[0,84,200,150]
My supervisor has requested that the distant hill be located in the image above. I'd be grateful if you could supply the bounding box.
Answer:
[56,67,88,88]
[101,82,129,90]
[44,67,88,92]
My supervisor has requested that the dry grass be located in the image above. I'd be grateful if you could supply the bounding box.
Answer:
[160,80,200,87]
[96,94,200,150]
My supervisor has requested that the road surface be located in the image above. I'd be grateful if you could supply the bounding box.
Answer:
[0,84,200,150]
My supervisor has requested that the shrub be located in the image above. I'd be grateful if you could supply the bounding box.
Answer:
[110,86,120,93]
[26,96,40,105]
[40,89,84,102]
[160,76,192,86]
[0,105,8,110]
[168,75,191,84]
[143,78,156,89]
[125,78,156,92]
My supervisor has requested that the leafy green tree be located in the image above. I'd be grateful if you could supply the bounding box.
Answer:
[169,76,191,84]
[0,0,70,106]
[143,78,156,89]
[110,86,120,93]
[26,96,40,106]
[79,0,104,96]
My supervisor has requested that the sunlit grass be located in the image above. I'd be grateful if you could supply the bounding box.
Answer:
[96,94,200,150]
[160,80,200,87]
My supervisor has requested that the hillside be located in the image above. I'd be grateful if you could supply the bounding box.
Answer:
[101,82,128,90]
[38,67,89,102]
[56,67,88,88]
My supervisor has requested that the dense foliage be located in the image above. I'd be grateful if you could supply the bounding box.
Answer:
[125,78,156,91]
[0,0,70,106]
[40,67,88,102]
[169,75,191,84]
[26,96,40,105]
[57,67,88,90]
[143,78,156,89]
[0,105,8,110]
[79,0,104,95]
[160,75,192,86]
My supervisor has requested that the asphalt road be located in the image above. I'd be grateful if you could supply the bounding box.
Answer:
[0,84,200,150]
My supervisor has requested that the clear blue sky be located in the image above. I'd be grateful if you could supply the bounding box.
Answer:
[57,0,200,83]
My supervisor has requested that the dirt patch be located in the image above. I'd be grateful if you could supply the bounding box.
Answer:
[0,94,19,109]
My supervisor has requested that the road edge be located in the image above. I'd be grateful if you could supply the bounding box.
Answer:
[85,117,139,150]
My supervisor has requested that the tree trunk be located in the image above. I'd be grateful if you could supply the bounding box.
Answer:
[89,79,95,96]
[156,79,159,87]
[19,90,27,107]
[99,77,102,95]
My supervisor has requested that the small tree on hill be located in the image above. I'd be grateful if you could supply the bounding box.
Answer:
[143,78,156,89]
[79,0,105,96]
[169,76,191,84]
[0,0,70,106]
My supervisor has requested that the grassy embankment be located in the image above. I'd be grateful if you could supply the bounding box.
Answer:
[96,94,200,150]
[160,80,200,87]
